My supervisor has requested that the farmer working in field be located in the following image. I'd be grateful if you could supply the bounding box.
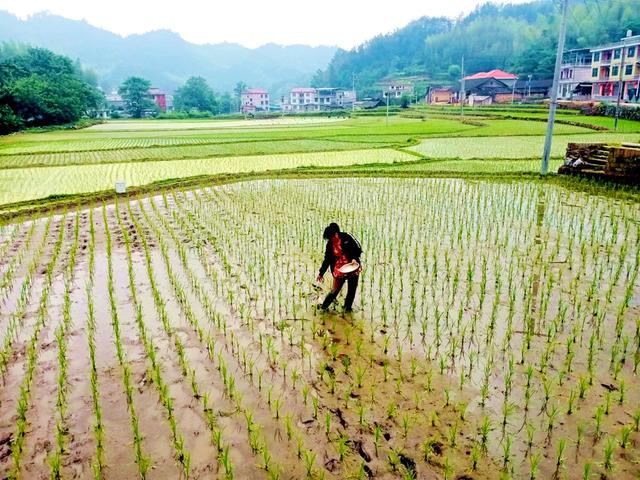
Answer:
[316,223,362,312]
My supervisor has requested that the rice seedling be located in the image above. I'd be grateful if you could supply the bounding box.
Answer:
[602,437,616,473]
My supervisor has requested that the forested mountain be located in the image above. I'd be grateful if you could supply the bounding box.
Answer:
[315,0,640,94]
[0,11,337,95]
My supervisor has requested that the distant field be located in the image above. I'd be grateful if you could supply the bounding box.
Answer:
[394,158,565,173]
[409,133,640,159]
[0,139,392,169]
[419,105,640,133]
[0,117,473,154]
[1,112,639,209]
[0,149,414,205]
[86,117,348,130]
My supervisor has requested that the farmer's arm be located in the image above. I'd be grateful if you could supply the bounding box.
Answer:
[318,241,332,278]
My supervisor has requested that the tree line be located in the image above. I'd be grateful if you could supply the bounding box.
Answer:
[114,75,245,118]
[0,42,255,133]
[313,0,640,95]
[0,45,102,134]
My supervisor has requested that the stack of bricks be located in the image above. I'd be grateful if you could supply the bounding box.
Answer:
[605,145,640,179]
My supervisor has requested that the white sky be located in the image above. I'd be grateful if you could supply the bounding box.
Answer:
[0,0,533,49]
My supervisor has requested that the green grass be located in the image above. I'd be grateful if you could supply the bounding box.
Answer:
[444,119,594,136]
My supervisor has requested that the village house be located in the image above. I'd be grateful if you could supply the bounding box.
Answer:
[284,87,318,112]
[317,87,356,108]
[428,87,455,104]
[461,69,552,105]
[559,48,593,100]
[590,31,640,102]
[147,87,168,112]
[380,80,414,99]
[241,88,270,114]
[105,91,126,114]
[462,69,518,104]
[283,87,355,112]
[105,87,172,116]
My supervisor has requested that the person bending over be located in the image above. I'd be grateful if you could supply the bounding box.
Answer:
[316,223,362,312]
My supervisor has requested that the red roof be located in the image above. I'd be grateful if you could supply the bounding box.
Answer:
[463,69,517,80]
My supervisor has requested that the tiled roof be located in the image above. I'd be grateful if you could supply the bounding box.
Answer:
[464,69,518,80]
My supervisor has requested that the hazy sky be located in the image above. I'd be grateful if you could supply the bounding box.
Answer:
[0,0,533,49]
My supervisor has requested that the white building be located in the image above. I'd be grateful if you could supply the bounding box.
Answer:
[283,87,356,112]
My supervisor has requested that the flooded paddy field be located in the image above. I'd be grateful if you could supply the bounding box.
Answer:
[0,177,638,479]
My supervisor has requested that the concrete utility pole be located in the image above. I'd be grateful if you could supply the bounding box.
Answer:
[541,0,569,175]
[352,73,357,112]
[614,30,632,131]
[385,89,390,126]
[460,56,465,116]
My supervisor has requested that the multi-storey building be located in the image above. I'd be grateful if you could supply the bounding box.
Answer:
[317,88,355,108]
[559,48,593,99]
[590,31,640,102]
[287,87,318,111]
[283,87,355,112]
[380,81,414,99]
[241,88,269,113]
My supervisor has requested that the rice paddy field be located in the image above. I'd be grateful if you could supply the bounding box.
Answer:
[0,111,639,479]
[3,113,638,211]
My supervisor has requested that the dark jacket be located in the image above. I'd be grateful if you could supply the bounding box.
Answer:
[319,232,362,276]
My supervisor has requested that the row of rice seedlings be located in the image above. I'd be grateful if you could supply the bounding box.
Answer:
[125,201,236,479]
[84,208,106,477]
[0,215,53,375]
[0,134,219,157]
[157,192,346,477]
[0,220,37,300]
[0,222,25,261]
[138,198,313,479]
[142,196,338,479]
[149,193,350,474]
[101,205,150,478]
[49,212,81,478]
[0,222,25,277]
[114,202,193,478]
[8,212,68,477]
